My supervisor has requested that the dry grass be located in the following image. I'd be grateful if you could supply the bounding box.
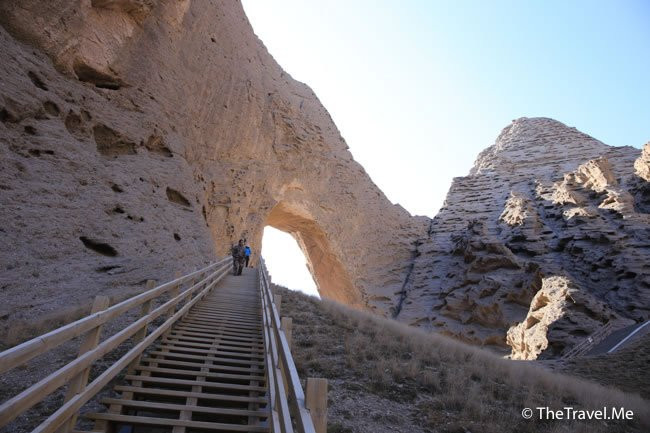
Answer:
[275,285,649,433]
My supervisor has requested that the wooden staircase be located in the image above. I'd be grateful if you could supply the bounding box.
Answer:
[0,258,325,433]
[87,268,269,432]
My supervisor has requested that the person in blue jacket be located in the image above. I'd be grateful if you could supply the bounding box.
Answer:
[244,244,251,267]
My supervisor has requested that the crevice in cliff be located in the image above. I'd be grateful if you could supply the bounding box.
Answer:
[393,217,433,318]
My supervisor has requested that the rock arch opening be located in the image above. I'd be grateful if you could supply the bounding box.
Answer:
[261,227,319,297]
[264,202,362,306]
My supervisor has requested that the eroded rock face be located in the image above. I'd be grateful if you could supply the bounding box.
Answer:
[0,1,647,359]
[0,0,426,346]
[396,117,649,358]
[507,276,632,360]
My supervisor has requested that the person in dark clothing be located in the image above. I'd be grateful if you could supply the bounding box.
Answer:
[244,244,251,267]
[230,239,246,275]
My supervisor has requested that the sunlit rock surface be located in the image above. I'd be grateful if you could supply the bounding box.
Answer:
[397,117,649,358]
[0,2,647,359]
[0,0,426,346]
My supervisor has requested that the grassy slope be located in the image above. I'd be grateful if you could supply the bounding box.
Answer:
[274,285,649,433]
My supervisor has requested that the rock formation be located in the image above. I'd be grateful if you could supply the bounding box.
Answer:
[0,1,647,360]
[395,117,648,359]
[0,0,426,347]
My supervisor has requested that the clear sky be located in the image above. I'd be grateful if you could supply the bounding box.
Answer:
[243,0,650,294]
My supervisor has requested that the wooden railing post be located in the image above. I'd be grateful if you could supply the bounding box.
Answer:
[281,317,292,349]
[274,294,282,315]
[127,279,155,373]
[58,295,110,433]
[306,378,328,433]
[279,317,293,396]
[168,271,182,320]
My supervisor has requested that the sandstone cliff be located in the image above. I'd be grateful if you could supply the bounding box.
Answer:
[0,1,647,360]
[0,0,426,346]
[396,118,649,359]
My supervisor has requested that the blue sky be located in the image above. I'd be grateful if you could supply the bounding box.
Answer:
[244,0,650,294]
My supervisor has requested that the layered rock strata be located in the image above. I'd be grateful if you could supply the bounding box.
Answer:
[395,118,648,358]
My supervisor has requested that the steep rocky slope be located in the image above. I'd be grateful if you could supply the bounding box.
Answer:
[0,0,426,347]
[396,118,649,358]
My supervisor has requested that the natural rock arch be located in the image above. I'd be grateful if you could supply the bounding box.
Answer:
[264,201,361,305]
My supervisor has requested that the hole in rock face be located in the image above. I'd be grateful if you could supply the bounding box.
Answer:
[93,124,137,156]
[262,226,318,297]
[166,187,191,207]
[111,183,124,193]
[24,125,37,135]
[28,71,48,90]
[79,236,118,256]
[0,108,17,123]
[28,149,41,157]
[73,61,122,90]
[263,201,361,305]
[174,233,181,241]
[144,135,173,157]
[112,206,125,214]
[64,111,83,135]
[95,265,120,273]
[43,101,60,116]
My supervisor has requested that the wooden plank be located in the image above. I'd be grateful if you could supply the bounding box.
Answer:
[135,365,265,382]
[173,324,263,336]
[173,325,263,340]
[58,296,110,433]
[128,280,155,373]
[124,375,266,392]
[181,318,262,331]
[178,320,262,333]
[167,334,263,348]
[139,357,262,374]
[100,398,269,418]
[112,386,267,403]
[306,378,328,433]
[281,317,293,349]
[189,310,261,319]
[159,344,265,359]
[161,339,265,354]
[165,333,264,347]
[84,413,268,432]
[146,350,265,366]
[274,294,282,315]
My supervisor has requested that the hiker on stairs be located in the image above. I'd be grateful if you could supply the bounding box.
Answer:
[230,239,246,275]
[244,243,251,267]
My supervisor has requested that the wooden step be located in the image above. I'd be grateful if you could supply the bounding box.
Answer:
[101,398,269,418]
[147,350,265,366]
[134,365,266,382]
[84,413,268,432]
[114,385,268,403]
[140,357,264,374]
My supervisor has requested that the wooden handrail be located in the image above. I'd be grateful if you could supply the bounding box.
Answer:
[561,321,615,359]
[258,258,318,433]
[0,257,232,431]
[0,257,230,375]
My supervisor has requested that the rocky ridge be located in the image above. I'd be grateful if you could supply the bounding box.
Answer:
[395,118,649,358]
